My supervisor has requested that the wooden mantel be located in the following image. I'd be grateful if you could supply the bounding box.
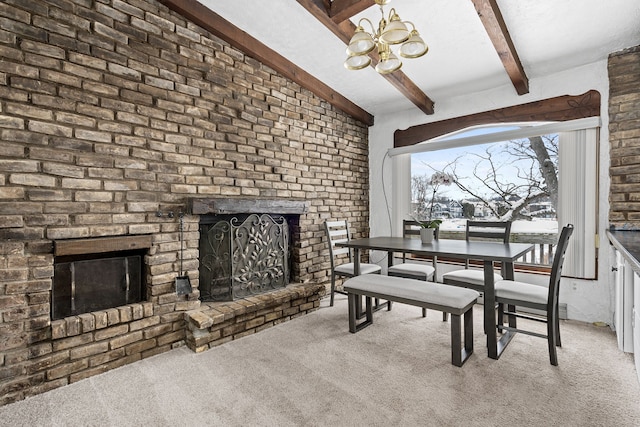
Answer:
[189,198,310,215]
[54,235,153,257]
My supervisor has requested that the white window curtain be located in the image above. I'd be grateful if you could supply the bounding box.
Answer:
[558,128,598,279]
[391,154,411,236]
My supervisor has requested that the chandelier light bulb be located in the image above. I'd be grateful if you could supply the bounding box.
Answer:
[375,44,402,74]
[345,1,428,75]
[344,54,372,70]
[347,26,376,55]
[399,30,428,58]
[379,10,410,45]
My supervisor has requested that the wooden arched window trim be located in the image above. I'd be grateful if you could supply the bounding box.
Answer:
[394,90,601,148]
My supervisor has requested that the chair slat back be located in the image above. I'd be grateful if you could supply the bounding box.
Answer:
[402,220,422,238]
[324,220,352,267]
[464,220,512,269]
[332,246,350,256]
[547,224,574,308]
[401,220,439,268]
[402,220,440,238]
[401,220,422,262]
[466,220,512,243]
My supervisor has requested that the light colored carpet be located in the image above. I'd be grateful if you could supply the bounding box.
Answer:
[1,295,639,426]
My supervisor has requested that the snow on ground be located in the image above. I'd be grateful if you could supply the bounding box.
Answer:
[440,218,558,233]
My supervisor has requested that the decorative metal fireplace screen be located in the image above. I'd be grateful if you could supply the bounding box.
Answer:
[199,213,290,301]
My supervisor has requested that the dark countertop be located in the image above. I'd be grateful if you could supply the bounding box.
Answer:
[607,230,640,273]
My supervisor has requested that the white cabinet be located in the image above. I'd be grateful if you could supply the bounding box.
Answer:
[613,250,635,353]
[608,232,640,386]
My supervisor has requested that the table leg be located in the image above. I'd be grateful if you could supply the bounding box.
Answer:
[490,260,518,359]
[484,260,498,359]
[504,261,517,329]
[503,261,514,280]
[386,250,393,311]
[354,248,363,317]
[353,248,360,276]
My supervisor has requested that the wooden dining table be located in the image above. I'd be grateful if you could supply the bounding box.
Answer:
[337,236,534,360]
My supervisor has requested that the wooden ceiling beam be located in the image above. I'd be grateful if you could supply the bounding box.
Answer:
[471,0,529,95]
[296,0,435,115]
[394,90,600,148]
[158,0,374,126]
[329,0,376,23]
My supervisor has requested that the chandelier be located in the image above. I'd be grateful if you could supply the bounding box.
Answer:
[344,0,428,74]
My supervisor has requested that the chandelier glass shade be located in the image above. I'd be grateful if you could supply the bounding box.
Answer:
[344,0,428,74]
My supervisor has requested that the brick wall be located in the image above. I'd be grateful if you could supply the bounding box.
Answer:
[0,0,370,404]
[609,45,640,228]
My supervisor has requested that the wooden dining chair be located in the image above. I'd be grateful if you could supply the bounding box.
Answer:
[324,220,382,306]
[388,220,442,318]
[442,220,512,300]
[440,220,511,327]
[495,224,574,365]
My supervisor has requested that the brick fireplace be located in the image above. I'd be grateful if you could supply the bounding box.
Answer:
[0,0,371,405]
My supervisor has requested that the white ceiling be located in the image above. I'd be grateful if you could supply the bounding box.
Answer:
[199,0,640,117]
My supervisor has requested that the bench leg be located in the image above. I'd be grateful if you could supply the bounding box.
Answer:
[356,295,389,320]
[450,307,474,367]
[348,293,373,333]
[464,307,474,359]
[348,293,357,332]
[366,296,373,322]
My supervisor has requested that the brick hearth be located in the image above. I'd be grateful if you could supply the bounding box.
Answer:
[184,283,325,352]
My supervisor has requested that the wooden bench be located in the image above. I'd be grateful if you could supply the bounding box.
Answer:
[343,274,480,367]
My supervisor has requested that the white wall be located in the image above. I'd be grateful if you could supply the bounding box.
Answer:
[368,59,613,324]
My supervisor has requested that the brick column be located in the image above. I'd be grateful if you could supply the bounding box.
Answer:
[609,45,640,228]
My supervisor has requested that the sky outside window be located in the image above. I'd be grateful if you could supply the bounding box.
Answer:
[411,126,556,202]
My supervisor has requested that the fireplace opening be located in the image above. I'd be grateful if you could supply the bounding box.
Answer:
[199,213,293,301]
[52,250,146,320]
[52,235,151,321]
[190,197,309,302]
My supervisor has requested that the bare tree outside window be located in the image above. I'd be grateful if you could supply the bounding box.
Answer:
[411,135,558,222]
